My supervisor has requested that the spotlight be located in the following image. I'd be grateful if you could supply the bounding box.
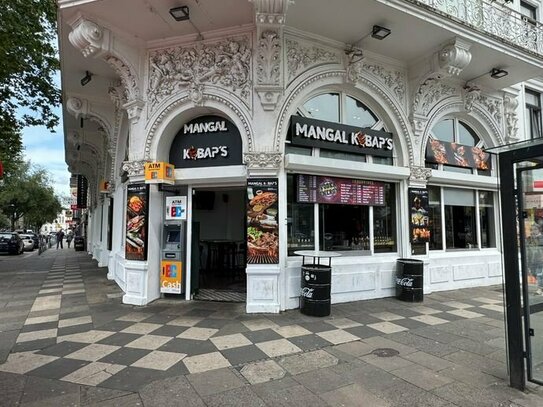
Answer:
[371,25,391,40]
[490,68,508,79]
[169,5,190,21]
[80,71,92,86]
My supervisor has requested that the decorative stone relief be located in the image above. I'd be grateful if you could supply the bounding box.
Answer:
[362,63,406,105]
[148,37,252,111]
[105,56,140,102]
[462,85,481,112]
[108,84,126,109]
[409,166,432,184]
[251,0,291,24]
[244,152,283,169]
[123,99,145,125]
[504,94,519,142]
[286,38,340,82]
[413,77,456,116]
[122,160,147,177]
[257,30,281,85]
[479,95,503,127]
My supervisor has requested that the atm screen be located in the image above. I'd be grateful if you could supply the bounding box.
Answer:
[167,230,181,243]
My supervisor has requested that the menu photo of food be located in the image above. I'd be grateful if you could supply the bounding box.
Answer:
[409,188,430,244]
[125,184,149,261]
[247,179,279,264]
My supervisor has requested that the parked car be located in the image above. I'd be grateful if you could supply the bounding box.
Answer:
[29,233,39,249]
[0,232,24,255]
[19,234,35,251]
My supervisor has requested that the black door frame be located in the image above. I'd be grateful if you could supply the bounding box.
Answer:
[494,139,543,390]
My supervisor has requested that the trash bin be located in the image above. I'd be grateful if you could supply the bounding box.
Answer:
[301,264,332,317]
[74,237,85,251]
[295,250,341,317]
[396,258,424,302]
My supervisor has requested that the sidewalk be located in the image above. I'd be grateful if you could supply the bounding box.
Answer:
[0,247,542,406]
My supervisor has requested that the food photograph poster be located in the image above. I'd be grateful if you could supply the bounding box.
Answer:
[247,178,279,264]
[409,188,430,243]
[125,183,149,261]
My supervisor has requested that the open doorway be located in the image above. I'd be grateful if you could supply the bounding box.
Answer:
[191,187,246,301]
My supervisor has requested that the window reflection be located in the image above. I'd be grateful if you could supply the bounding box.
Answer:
[345,96,378,128]
[301,93,339,123]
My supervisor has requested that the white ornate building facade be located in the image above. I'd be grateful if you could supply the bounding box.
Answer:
[58,0,543,311]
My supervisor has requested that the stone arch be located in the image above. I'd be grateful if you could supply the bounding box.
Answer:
[144,91,254,162]
[275,69,413,166]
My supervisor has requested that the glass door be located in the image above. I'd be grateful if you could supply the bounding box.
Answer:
[518,163,543,385]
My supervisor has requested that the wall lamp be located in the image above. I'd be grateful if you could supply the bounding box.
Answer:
[80,71,92,86]
[169,5,190,21]
[371,25,391,40]
[465,67,509,85]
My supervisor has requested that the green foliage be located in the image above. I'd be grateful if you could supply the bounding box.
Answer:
[0,161,62,230]
[0,0,60,130]
[0,116,24,178]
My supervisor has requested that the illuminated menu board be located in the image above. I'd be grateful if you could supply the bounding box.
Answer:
[297,175,385,206]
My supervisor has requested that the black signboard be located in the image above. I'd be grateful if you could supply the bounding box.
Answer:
[426,139,491,170]
[247,179,279,264]
[297,175,385,206]
[169,115,243,168]
[76,175,88,209]
[125,184,149,261]
[409,188,430,243]
[288,116,394,157]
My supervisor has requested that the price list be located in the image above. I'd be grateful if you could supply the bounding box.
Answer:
[297,175,384,206]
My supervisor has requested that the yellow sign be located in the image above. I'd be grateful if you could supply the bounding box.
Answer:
[160,260,182,294]
[145,162,175,185]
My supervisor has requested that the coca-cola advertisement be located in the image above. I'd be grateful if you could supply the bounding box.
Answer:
[125,184,149,261]
[247,178,279,264]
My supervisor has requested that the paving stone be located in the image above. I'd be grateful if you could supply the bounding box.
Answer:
[84,392,143,406]
[139,375,205,407]
[19,375,80,404]
[254,383,329,407]
[431,381,506,407]
[293,365,352,394]
[277,349,338,375]
[202,385,267,407]
[240,360,286,384]
[438,363,501,388]
[26,357,89,380]
[187,367,245,397]
[443,350,507,377]
[157,337,218,356]
[221,344,269,366]
[390,364,455,391]
[0,351,58,374]
[0,371,26,407]
[320,383,390,407]
[330,340,374,357]
[256,338,302,358]
[401,351,457,372]
[61,361,126,386]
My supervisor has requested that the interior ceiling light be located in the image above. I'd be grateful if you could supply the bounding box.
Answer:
[371,25,391,40]
[80,71,92,86]
[490,68,508,79]
[169,5,190,21]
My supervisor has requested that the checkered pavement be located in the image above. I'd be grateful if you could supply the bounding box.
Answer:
[0,255,505,392]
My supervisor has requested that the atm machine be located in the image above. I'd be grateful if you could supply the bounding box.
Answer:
[160,195,187,295]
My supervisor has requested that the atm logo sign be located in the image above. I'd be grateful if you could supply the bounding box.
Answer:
[160,260,182,294]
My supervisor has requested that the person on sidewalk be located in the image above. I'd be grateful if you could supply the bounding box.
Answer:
[56,229,65,249]
[66,232,73,248]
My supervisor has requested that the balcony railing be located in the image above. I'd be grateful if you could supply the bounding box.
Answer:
[408,0,543,56]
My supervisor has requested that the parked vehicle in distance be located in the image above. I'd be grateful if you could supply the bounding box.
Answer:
[19,234,35,251]
[0,232,24,255]
[29,233,39,249]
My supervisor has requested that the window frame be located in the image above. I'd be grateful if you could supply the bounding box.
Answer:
[525,88,542,139]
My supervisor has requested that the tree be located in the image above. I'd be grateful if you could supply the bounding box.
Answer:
[0,116,23,179]
[0,0,60,130]
[0,161,61,230]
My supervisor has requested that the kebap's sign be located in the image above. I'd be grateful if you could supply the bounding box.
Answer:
[144,162,175,184]
[288,116,394,157]
[169,115,242,168]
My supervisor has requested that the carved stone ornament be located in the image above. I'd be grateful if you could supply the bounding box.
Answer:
[409,166,432,183]
[437,39,472,77]
[479,95,503,126]
[362,63,406,105]
[257,30,281,86]
[286,38,340,82]
[504,94,519,142]
[122,160,147,177]
[68,17,106,58]
[67,130,81,146]
[66,97,84,118]
[148,37,252,110]
[344,50,365,84]
[462,84,481,112]
[108,84,126,109]
[105,56,140,101]
[123,99,145,125]
[413,77,456,116]
[257,89,282,111]
[251,0,292,24]
[244,152,283,169]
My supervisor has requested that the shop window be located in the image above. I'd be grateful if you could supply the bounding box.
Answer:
[290,92,391,165]
[426,118,490,175]
[525,89,542,139]
[428,186,496,250]
[287,174,397,255]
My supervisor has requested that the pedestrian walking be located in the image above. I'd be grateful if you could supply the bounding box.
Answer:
[56,229,65,249]
[66,232,73,248]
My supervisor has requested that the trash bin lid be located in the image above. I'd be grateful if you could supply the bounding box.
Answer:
[397,258,424,264]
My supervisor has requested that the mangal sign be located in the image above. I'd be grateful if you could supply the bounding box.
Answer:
[169,115,243,168]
